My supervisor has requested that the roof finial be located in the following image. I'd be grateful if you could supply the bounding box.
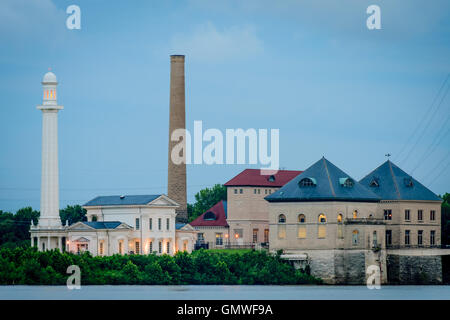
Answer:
[385,153,391,160]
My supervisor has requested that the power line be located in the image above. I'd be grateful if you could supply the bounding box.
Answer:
[426,157,450,188]
[421,149,450,186]
[395,73,449,161]
[398,76,450,167]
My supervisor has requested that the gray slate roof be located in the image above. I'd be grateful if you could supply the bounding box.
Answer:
[265,157,380,203]
[83,194,161,207]
[82,221,123,229]
[359,160,441,201]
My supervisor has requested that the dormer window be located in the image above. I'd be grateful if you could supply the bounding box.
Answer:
[339,177,354,188]
[268,175,275,182]
[203,211,216,221]
[299,177,316,187]
[404,177,413,187]
[369,177,379,187]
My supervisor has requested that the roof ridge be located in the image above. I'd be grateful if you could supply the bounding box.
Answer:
[323,158,336,197]
[388,161,401,199]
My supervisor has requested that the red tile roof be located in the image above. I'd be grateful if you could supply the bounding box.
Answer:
[189,200,228,227]
[224,169,303,187]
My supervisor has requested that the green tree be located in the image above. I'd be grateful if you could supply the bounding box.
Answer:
[441,193,450,246]
[59,205,87,225]
[188,184,227,222]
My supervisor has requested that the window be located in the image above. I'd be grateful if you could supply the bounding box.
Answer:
[234,229,243,240]
[299,177,316,187]
[239,189,243,194]
[318,225,326,238]
[158,218,162,230]
[353,210,358,219]
[268,175,275,182]
[369,178,379,187]
[135,218,140,230]
[298,214,305,223]
[166,241,170,254]
[216,233,223,245]
[431,230,436,246]
[318,214,327,223]
[384,209,392,220]
[258,189,261,194]
[430,210,436,221]
[252,229,258,243]
[149,218,152,230]
[183,242,187,251]
[418,210,423,221]
[405,209,410,221]
[234,189,238,194]
[99,242,104,255]
[198,233,204,242]
[254,189,257,194]
[337,214,343,223]
[149,241,153,253]
[340,177,354,187]
[119,241,123,254]
[404,178,413,187]
[264,229,269,243]
[158,241,162,254]
[405,230,410,245]
[297,225,306,239]
[135,241,140,254]
[386,230,392,246]
[204,211,216,220]
[166,218,170,230]
[352,230,359,245]
[278,214,286,223]
[373,231,378,247]
[418,230,423,246]
[91,215,98,222]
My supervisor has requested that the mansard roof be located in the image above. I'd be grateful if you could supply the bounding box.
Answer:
[190,200,228,227]
[265,157,380,203]
[359,160,441,201]
[224,169,302,187]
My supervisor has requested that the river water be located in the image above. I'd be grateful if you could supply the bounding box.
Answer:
[0,285,449,300]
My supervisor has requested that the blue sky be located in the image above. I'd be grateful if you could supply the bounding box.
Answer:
[1,0,449,212]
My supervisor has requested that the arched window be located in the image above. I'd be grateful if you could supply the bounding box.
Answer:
[318,214,327,223]
[353,210,358,219]
[299,177,316,187]
[203,211,216,220]
[337,214,344,239]
[340,177,354,188]
[91,215,98,222]
[298,214,306,223]
[337,214,343,223]
[352,230,359,245]
[278,214,286,223]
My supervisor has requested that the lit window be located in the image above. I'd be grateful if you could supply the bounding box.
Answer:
[166,241,170,254]
[264,229,269,243]
[318,225,326,238]
[318,214,327,223]
[216,233,223,245]
[119,241,123,254]
[298,214,305,223]
[149,241,153,253]
[278,214,286,223]
[297,226,306,239]
[278,225,286,239]
[252,229,258,243]
[135,241,140,254]
[384,209,392,220]
[337,214,343,223]
[353,210,358,219]
[99,241,104,255]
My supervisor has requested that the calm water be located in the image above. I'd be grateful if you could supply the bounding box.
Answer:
[0,285,449,300]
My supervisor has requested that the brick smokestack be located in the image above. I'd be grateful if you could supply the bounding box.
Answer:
[168,55,187,223]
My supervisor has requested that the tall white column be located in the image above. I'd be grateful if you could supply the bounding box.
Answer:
[37,72,63,228]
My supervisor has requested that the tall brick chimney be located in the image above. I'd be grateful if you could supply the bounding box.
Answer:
[168,55,187,223]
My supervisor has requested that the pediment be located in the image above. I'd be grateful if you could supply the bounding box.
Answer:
[67,221,94,230]
[180,223,195,231]
[148,194,179,207]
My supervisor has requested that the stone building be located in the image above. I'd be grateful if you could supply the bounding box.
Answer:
[360,160,444,284]
[265,157,449,284]
[265,157,387,284]
[224,169,302,246]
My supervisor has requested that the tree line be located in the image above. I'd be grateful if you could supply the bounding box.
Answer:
[0,246,321,285]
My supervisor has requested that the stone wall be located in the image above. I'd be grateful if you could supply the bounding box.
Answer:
[387,254,442,284]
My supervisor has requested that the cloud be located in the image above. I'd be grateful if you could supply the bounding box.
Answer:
[170,22,263,62]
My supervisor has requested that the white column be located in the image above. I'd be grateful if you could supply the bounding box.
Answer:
[58,237,62,252]
[47,236,51,250]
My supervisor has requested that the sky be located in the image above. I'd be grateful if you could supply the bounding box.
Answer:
[1,0,449,213]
